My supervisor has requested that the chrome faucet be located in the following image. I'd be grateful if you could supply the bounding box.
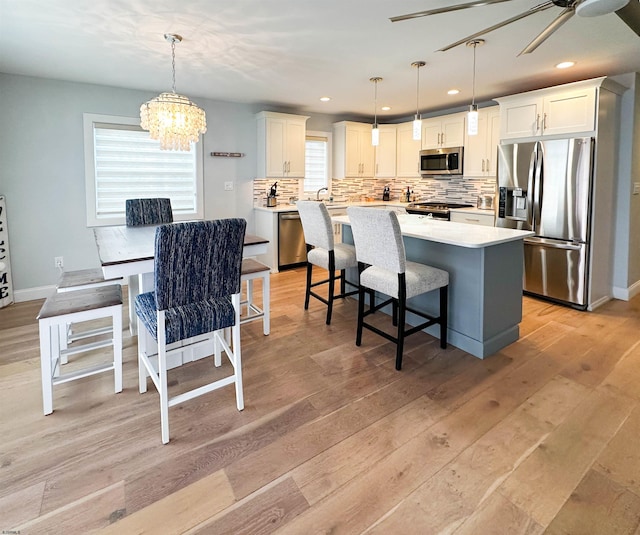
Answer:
[316,187,328,200]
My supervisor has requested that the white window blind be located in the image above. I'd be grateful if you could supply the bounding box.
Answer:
[304,135,329,192]
[84,113,203,227]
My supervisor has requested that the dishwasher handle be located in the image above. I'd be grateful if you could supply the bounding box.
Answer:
[280,213,301,220]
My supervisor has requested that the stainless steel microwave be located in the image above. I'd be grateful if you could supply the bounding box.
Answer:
[419,146,463,177]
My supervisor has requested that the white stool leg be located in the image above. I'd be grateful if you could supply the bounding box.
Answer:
[39,320,54,415]
[232,294,244,411]
[59,324,69,364]
[246,279,254,316]
[262,272,270,336]
[113,305,123,393]
[138,316,148,394]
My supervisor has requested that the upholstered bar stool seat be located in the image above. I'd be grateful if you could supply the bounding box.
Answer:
[37,285,123,415]
[240,258,270,335]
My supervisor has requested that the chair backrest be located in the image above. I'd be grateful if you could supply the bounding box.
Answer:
[154,219,246,310]
[126,198,174,227]
[297,201,334,250]
[347,207,406,274]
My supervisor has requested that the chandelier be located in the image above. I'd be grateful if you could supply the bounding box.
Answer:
[140,34,207,151]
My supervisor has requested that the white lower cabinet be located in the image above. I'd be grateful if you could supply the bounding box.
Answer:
[450,210,495,227]
[327,207,347,243]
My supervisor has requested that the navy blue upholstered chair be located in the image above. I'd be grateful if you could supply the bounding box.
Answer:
[135,219,246,444]
[125,198,173,227]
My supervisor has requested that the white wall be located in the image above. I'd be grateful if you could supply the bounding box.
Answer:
[613,73,640,299]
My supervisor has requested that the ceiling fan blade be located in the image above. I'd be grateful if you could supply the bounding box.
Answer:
[518,8,575,55]
[390,0,514,23]
[616,0,640,37]
[438,1,555,52]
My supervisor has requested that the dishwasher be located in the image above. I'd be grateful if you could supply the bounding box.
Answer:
[278,211,307,269]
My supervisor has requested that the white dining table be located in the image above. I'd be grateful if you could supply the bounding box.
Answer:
[94,224,268,335]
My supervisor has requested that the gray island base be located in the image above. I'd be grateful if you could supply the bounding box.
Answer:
[335,214,535,359]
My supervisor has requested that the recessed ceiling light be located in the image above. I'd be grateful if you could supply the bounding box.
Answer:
[555,61,575,69]
[319,96,331,102]
[448,89,460,95]
[381,106,391,111]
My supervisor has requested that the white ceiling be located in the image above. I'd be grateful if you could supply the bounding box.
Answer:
[1,0,639,120]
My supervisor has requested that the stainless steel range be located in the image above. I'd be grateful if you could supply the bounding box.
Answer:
[406,201,473,220]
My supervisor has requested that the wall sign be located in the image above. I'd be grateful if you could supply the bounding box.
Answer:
[0,195,14,308]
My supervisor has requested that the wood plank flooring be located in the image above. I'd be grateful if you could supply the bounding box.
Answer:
[1,267,640,534]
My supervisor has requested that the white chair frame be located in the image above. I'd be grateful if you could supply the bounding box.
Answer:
[137,293,244,444]
[38,295,122,415]
[240,259,270,335]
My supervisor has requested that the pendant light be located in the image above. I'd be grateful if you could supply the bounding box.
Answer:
[370,77,382,146]
[466,39,484,137]
[140,34,207,151]
[411,61,425,141]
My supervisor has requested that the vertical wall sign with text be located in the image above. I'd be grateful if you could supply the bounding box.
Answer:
[0,195,14,308]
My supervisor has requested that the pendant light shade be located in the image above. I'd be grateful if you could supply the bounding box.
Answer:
[370,77,382,146]
[411,61,425,141]
[140,34,207,151]
[466,39,484,137]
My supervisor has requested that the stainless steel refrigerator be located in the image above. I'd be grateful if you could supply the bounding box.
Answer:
[496,137,594,309]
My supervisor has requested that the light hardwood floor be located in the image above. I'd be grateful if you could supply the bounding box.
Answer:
[2,267,640,534]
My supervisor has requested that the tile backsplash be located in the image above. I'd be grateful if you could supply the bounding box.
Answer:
[253,176,496,207]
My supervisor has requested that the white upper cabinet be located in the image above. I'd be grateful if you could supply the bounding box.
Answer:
[496,80,600,140]
[464,107,500,178]
[375,125,397,178]
[422,113,466,149]
[396,121,422,178]
[257,111,309,178]
[333,121,375,178]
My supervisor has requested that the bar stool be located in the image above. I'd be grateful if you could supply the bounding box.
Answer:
[37,285,123,415]
[297,200,359,325]
[240,258,270,335]
[347,206,449,370]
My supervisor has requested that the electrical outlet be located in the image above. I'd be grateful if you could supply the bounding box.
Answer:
[224,181,234,191]
[54,256,64,269]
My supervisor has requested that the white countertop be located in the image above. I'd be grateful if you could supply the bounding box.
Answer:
[332,213,533,248]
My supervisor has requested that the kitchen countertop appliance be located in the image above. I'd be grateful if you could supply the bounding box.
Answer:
[496,137,594,309]
[477,194,494,210]
[406,201,473,220]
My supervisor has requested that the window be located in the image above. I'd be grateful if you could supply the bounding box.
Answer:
[303,132,331,195]
[83,113,203,226]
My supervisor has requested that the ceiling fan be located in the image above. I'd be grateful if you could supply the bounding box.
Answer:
[391,0,640,55]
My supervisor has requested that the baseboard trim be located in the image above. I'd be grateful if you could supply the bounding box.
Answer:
[14,285,55,303]
[612,280,640,301]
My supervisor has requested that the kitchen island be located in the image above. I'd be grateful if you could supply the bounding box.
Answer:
[333,213,534,359]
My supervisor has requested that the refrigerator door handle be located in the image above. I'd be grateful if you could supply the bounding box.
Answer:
[526,146,536,229]
[532,142,543,231]
[524,237,583,251]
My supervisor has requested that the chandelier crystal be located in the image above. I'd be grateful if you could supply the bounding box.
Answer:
[140,34,207,151]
